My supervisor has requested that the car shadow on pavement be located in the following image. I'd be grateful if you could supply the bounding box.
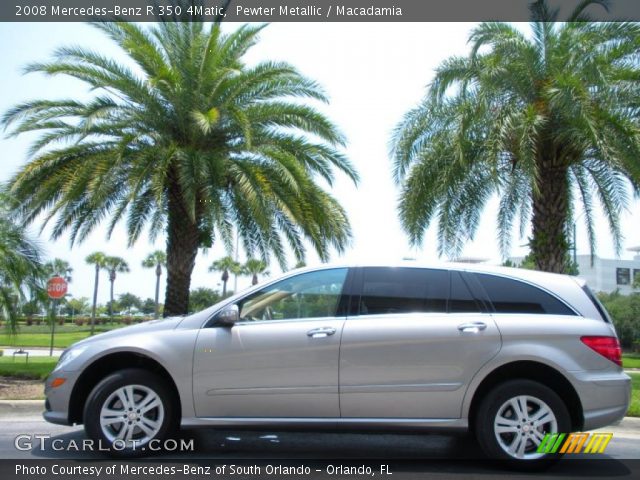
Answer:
[25,429,636,478]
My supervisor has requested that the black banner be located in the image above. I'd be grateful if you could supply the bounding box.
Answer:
[2,459,640,480]
[2,0,640,22]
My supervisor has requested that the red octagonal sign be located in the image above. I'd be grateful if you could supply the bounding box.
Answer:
[47,276,68,299]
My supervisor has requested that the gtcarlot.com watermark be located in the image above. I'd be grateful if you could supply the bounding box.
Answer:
[14,434,194,452]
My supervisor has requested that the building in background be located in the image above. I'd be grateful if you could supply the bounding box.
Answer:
[510,247,640,294]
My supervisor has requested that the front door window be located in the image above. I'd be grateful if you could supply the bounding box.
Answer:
[238,268,348,322]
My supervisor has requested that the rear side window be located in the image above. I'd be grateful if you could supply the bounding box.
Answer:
[360,267,448,315]
[475,273,576,315]
[582,284,611,323]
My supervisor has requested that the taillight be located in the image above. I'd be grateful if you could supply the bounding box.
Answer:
[580,336,622,367]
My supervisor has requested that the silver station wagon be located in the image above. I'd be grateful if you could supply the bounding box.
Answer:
[44,263,630,466]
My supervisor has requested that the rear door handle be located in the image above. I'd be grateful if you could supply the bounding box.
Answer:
[457,322,487,333]
[307,327,337,338]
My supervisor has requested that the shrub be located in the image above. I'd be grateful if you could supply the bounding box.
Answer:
[598,291,640,349]
[74,318,84,326]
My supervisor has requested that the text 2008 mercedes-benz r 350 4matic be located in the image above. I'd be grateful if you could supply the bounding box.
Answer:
[43,262,630,467]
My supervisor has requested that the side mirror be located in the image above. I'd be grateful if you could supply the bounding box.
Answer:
[214,304,239,327]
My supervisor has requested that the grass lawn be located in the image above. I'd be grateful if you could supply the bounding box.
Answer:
[0,324,126,348]
[623,354,640,369]
[1,332,94,348]
[628,372,640,418]
[0,356,58,380]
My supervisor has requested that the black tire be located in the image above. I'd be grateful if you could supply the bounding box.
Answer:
[475,379,571,470]
[83,368,178,457]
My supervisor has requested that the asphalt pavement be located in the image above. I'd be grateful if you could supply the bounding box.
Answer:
[0,408,638,479]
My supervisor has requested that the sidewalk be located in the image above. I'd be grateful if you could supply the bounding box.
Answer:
[0,347,63,357]
[0,400,44,416]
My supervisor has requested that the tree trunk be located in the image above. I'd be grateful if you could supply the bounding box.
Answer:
[154,265,161,319]
[90,264,99,335]
[531,163,570,273]
[163,184,200,317]
[109,277,115,319]
[221,269,229,297]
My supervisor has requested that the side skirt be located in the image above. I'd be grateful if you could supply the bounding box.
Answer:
[180,417,468,433]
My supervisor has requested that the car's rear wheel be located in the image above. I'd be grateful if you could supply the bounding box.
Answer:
[84,368,177,457]
[475,379,571,469]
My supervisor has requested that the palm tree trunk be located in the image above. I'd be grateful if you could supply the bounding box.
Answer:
[90,264,99,335]
[531,164,570,273]
[154,266,161,319]
[163,185,200,316]
[109,278,115,320]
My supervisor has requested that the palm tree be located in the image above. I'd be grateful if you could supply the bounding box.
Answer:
[142,250,166,319]
[44,258,73,282]
[0,191,44,332]
[104,256,129,319]
[65,296,89,318]
[242,258,269,286]
[209,256,241,297]
[391,1,640,273]
[3,19,358,316]
[42,258,73,324]
[85,251,107,334]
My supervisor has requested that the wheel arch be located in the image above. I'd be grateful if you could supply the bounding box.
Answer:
[68,351,181,425]
[467,360,583,432]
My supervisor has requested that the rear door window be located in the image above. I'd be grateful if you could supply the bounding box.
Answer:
[359,267,448,315]
[449,271,482,313]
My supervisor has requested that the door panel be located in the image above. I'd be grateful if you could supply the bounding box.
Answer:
[193,267,349,418]
[339,267,501,419]
[193,318,344,417]
[340,313,501,418]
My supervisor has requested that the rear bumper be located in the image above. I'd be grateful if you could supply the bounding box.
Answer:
[571,370,631,431]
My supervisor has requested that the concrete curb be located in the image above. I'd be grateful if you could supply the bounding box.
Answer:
[0,400,44,416]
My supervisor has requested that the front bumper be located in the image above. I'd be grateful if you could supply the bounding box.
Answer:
[43,369,80,426]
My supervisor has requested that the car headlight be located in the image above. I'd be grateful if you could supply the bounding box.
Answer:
[55,346,87,371]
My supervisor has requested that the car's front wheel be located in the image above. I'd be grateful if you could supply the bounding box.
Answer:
[84,368,177,457]
[475,379,571,469]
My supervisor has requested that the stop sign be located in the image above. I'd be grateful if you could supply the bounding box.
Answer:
[47,276,68,299]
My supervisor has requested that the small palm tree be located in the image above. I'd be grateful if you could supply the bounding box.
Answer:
[242,258,269,286]
[42,258,73,323]
[142,250,166,319]
[391,1,640,272]
[66,296,89,317]
[44,258,73,282]
[0,191,44,332]
[85,251,107,334]
[104,256,129,319]
[209,256,241,297]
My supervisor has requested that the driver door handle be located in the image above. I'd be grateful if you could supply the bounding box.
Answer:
[307,327,337,338]
[457,321,487,333]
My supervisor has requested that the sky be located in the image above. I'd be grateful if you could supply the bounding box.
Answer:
[1,21,639,305]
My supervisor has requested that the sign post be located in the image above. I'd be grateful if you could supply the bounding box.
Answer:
[47,276,68,357]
